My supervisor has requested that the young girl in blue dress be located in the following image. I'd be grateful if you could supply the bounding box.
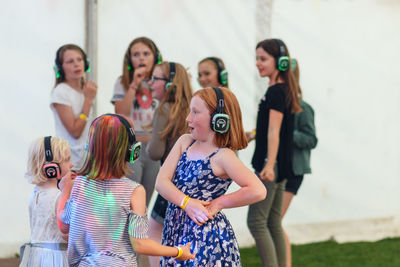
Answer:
[156,87,267,266]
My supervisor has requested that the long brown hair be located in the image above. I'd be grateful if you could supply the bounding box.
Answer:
[156,62,193,141]
[120,37,161,90]
[193,87,248,150]
[256,39,301,113]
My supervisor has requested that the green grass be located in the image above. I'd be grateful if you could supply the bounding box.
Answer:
[240,238,400,267]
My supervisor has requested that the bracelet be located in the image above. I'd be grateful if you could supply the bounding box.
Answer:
[78,113,88,121]
[174,246,183,259]
[180,195,191,210]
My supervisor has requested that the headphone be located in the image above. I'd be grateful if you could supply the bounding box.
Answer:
[54,45,90,79]
[274,39,290,72]
[126,40,162,72]
[206,57,228,86]
[102,114,142,163]
[165,62,176,92]
[210,87,230,134]
[42,136,61,180]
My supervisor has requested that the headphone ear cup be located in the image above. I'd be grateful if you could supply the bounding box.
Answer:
[127,141,142,163]
[85,58,90,73]
[219,69,228,86]
[210,113,230,134]
[43,162,61,179]
[53,65,61,79]
[277,56,290,71]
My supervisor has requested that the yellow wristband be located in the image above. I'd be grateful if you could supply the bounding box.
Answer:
[78,113,88,121]
[180,195,191,210]
[174,246,183,259]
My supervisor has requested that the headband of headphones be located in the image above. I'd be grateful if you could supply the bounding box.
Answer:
[210,87,230,134]
[273,39,290,72]
[206,57,228,86]
[54,45,90,79]
[43,136,61,180]
[165,62,176,91]
[101,114,141,163]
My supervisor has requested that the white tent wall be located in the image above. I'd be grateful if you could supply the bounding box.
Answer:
[0,0,85,257]
[1,0,399,258]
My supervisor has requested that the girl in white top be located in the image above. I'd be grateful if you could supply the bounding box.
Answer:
[111,37,162,205]
[50,44,98,170]
[19,136,73,267]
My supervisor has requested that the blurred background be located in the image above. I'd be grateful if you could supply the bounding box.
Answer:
[1,0,399,258]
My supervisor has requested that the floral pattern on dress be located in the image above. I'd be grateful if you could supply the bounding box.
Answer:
[160,142,241,267]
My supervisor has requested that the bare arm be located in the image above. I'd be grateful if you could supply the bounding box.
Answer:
[146,108,168,160]
[206,149,267,216]
[115,67,146,116]
[54,81,97,139]
[129,185,195,260]
[155,134,212,225]
[260,109,283,182]
[56,172,76,235]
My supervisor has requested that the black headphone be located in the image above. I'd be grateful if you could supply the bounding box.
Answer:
[273,39,290,72]
[42,136,61,179]
[210,87,230,134]
[206,57,228,86]
[165,62,176,92]
[54,45,90,79]
[102,114,142,163]
[126,40,162,73]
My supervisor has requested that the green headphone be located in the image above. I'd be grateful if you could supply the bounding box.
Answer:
[274,39,290,72]
[207,57,228,86]
[165,62,176,92]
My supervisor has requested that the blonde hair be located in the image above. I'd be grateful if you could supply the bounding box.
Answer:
[25,137,70,184]
[193,87,248,150]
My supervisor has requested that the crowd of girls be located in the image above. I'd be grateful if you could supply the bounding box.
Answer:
[20,36,316,267]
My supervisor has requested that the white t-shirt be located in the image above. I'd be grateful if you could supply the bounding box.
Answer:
[110,77,158,133]
[50,83,93,169]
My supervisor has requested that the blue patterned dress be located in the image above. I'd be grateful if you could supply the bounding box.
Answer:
[160,142,241,266]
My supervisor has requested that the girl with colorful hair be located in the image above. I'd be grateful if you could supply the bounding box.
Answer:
[156,87,266,266]
[57,114,194,266]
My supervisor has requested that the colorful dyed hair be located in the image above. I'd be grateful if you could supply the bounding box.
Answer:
[78,114,133,180]
[155,61,193,141]
[25,136,70,184]
[193,87,248,150]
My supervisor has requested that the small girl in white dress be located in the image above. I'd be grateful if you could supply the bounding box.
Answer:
[19,136,73,267]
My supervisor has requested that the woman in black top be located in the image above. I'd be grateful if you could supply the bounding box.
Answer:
[247,39,301,267]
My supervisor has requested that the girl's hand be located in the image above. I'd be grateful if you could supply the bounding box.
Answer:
[176,242,196,261]
[58,171,76,193]
[184,198,213,226]
[260,165,275,182]
[206,199,223,217]
[132,66,146,88]
[82,80,98,101]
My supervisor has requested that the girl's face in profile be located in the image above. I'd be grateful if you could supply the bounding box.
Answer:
[62,49,85,81]
[130,42,154,76]
[186,95,212,140]
[149,66,167,101]
[198,60,220,88]
[59,149,73,177]
[256,47,277,78]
